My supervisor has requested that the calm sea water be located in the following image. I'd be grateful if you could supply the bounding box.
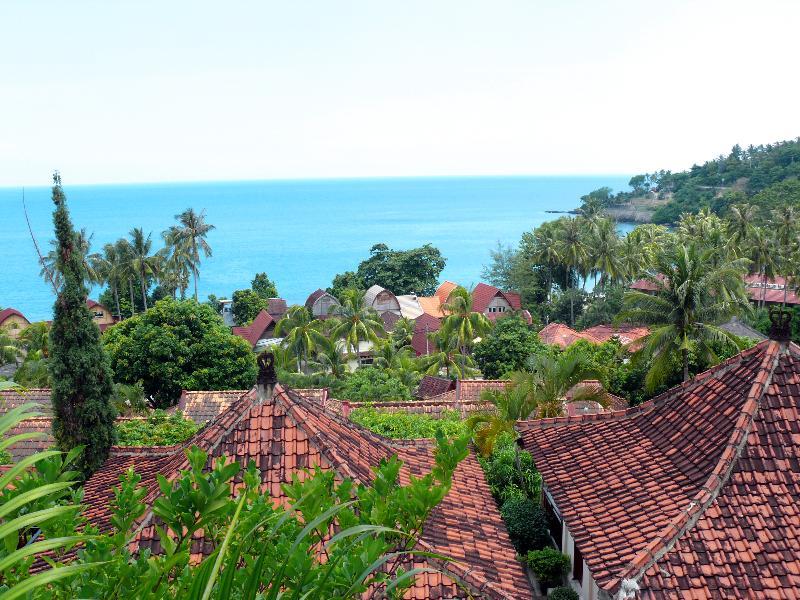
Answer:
[0,176,631,321]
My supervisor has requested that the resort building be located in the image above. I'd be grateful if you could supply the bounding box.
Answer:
[631,274,800,307]
[230,309,277,349]
[417,281,533,324]
[519,334,800,598]
[0,308,31,337]
[304,288,341,318]
[82,385,531,599]
[86,299,116,330]
[538,323,650,350]
[363,284,402,316]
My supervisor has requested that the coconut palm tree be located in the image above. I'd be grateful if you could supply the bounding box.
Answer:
[466,381,532,457]
[0,330,20,367]
[440,286,492,355]
[127,228,159,311]
[309,336,349,378]
[618,244,751,389]
[526,223,561,302]
[517,353,606,418]
[114,238,138,317]
[390,316,415,350]
[749,227,778,309]
[620,233,648,282]
[727,203,757,254]
[591,218,623,288]
[555,217,588,325]
[168,208,215,301]
[420,330,478,379]
[90,242,126,319]
[275,306,326,373]
[40,228,97,289]
[331,289,384,355]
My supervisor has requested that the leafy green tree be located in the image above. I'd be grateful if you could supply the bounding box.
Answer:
[481,242,518,290]
[0,329,21,367]
[575,285,626,329]
[116,410,198,446]
[473,315,542,378]
[332,243,446,296]
[390,316,415,349]
[421,330,478,379]
[104,298,257,407]
[167,208,215,301]
[275,305,326,372]
[619,244,750,388]
[328,270,362,299]
[338,366,412,401]
[251,272,278,299]
[231,288,270,326]
[48,173,117,476]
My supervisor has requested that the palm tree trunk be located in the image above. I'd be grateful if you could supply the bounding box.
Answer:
[140,268,148,311]
[761,271,767,309]
[128,278,136,316]
[546,268,553,302]
[193,264,199,302]
[682,348,689,382]
[113,282,121,319]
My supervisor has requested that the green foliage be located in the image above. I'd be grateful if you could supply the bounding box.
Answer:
[473,315,542,378]
[1,423,470,599]
[251,272,278,299]
[478,433,541,503]
[115,410,198,446]
[550,586,580,600]
[575,285,626,329]
[331,243,446,296]
[103,298,257,408]
[48,174,117,477]
[350,407,466,439]
[500,497,550,555]
[231,289,269,326]
[545,288,588,325]
[338,367,412,401]
[525,547,571,587]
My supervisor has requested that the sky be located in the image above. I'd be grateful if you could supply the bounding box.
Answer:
[1,0,799,186]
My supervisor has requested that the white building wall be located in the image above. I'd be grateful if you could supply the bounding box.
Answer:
[561,519,601,599]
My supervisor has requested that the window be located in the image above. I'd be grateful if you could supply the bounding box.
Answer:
[573,545,584,584]
[543,490,563,551]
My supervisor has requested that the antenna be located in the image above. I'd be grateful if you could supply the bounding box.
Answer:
[23,187,58,294]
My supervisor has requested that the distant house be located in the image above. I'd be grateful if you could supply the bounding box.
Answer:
[418,281,533,324]
[304,289,340,319]
[267,298,288,320]
[220,297,288,329]
[410,313,442,356]
[363,285,401,316]
[538,322,649,350]
[396,294,425,319]
[86,299,116,330]
[0,308,30,337]
[631,274,800,307]
[230,310,276,349]
[218,299,234,326]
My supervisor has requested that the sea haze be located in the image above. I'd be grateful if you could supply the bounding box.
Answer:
[0,176,631,321]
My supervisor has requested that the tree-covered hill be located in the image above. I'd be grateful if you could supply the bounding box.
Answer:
[582,137,800,224]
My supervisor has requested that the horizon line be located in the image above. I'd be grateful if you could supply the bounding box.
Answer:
[0,171,634,191]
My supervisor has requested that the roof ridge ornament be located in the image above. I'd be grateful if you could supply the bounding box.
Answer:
[768,307,792,342]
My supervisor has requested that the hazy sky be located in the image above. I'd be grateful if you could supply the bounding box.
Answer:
[2,1,798,185]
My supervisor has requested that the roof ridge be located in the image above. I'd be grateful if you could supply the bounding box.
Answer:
[518,340,771,432]
[608,340,783,594]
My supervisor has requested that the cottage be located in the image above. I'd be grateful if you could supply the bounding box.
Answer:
[631,274,800,307]
[86,299,116,330]
[519,335,800,598]
[230,309,276,349]
[363,284,402,315]
[304,288,341,318]
[82,385,531,599]
[538,323,649,350]
[0,308,31,337]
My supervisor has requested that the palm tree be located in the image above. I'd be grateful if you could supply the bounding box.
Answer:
[770,206,799,306]
[390,316,415,350]
[440,286,492,355]
[127,228,159,311]
[421,330,478,379]
[159,227,194,299]
[517,353,606,418]
[90,242,125,319]
[373,341,422,389]
[0,330,20,367]
[275,306,326,373]
[620,233,648,282]
[40,228,97,288]
[555,217,588,325]
[309,336,349,378]
[466,381,533,457]
[749,227,778,309]
[114,238,138,316]
[618,244,751,389]
[727,203,757,254]
[168,209,215,301]
[527,224,561,302]
[331,289,384,355]
[591,218,623,288]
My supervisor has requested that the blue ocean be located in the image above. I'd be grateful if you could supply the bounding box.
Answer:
[0,176,631,321]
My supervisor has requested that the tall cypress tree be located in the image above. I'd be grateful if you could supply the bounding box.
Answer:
[49,172,117,477]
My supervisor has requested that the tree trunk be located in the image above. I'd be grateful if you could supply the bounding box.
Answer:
[568,263,575,326]
[546,269,552,302]
[193,264,199,302]
[113,282,121,320]
[140,268,148,311]
[761,271,767,309]
[682,348,689,382]
[128,278,136,316]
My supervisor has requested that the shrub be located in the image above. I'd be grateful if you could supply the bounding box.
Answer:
[231,288,270,326]
[338,367,412,401]
[526,547,571,587]
[116,410,199,446]
[350,408,466,439]
[479,432,541,502]
[473,316,543,378]
[500,496,550,554]
[549,586,579,600]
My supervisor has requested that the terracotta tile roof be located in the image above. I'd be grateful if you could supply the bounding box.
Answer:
[230,310,274,347]
[565,380,628,412]
[417,295,445,318]
[582,324,650,347]
[267,298,288,318]
[177,389,250,424]
[82,386,530,599]
[538,323,599,348]
[415,375,456,399]
[634,274,800,306]
[471,283,503,313]
[519,340,800,597]
[5,417,53,461]
[410,313,442,356]
[434,281,458,304]
[0,308,29,327]
[456,380,508,403]
[503,291,523,310]
[630,278,661,292]
[86,299,110,312]
[0,388,52,416]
